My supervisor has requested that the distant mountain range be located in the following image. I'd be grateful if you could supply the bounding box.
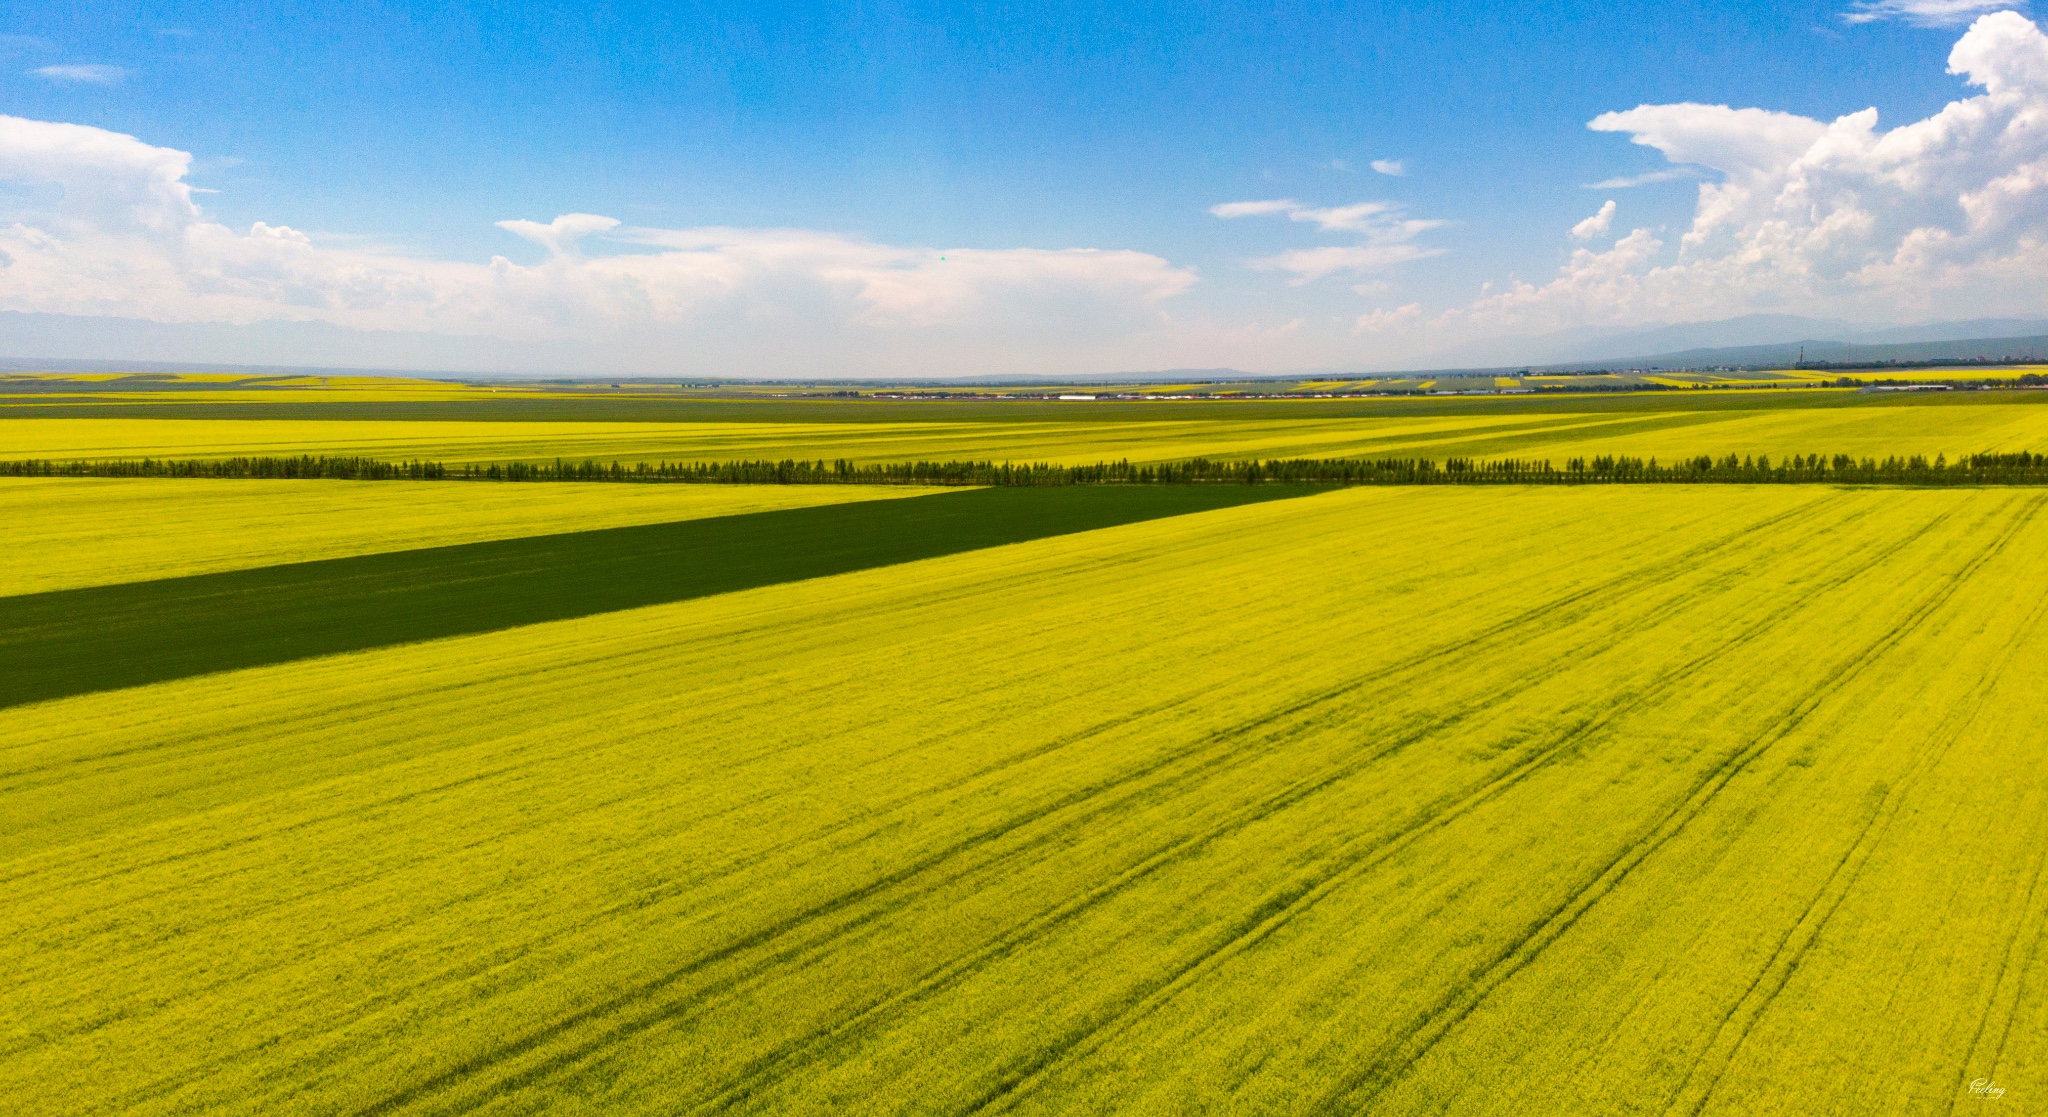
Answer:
[1404,314,2048,372]
[1,309,2045,383]
[975,316,2048,380]
[1521,333,2048,373]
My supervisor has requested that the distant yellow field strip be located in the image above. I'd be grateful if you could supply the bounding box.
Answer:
[1817,364,2048,382]
[10,403,2048,469]
[0,479,937,596]
[0,413,1572,465]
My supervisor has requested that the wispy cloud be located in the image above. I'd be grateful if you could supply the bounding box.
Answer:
[1291,202,1402,233]
[1212,198,1445,282]
[1842,0,2020,25]
[1584,166,1702,189]
[1212,198,1441,237]
[1370,158,1405,176]
[33,64,125,84]
[1252,243,1442,283]
[1209,199,1298,219]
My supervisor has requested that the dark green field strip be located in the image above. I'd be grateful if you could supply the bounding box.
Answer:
[0,485,1313,711]
[4,388,2044,424]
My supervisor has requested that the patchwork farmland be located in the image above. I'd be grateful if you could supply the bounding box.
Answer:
[4,377,2046,1114]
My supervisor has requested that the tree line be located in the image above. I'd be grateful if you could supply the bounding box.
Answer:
[5,451,2048,486]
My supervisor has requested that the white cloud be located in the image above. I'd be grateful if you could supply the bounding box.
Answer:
[1571,200,1617,240]
[1208,198,1299,219]
[32,64,125,84]
[1843,0,2020,26]
[496,213,620,258]
[0,113,1198,371]
[1252,244,1442,283]
[1583,167,1702,189]
[1355,302,1422,333]
[1589,104,1830,179]
[1289,202,1412,234]
[1371,159,1406,176]
[1213,197,1445,282]
[1459,11,2048,331]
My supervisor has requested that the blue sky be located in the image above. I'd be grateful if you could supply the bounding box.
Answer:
[1,1,2043,375]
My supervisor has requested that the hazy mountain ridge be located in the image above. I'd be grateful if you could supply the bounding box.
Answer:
[2,310,2045,383]
[1405,315,2048,371]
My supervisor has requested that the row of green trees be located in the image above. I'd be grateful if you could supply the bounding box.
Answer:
[6,451,2048,486]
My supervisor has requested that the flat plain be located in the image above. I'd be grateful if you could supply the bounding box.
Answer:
[7,379,2048,469]
[5,378,2047,1114]
[5,471,2045,1115]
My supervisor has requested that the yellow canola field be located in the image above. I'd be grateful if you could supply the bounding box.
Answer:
[1782,364,2048,383]
[1643,367,2046,387]
[0,413,1562,465]
[0,373,508,405]
[0,478,932,596]
[7,398,2048,467]
[4,485,2044,1115]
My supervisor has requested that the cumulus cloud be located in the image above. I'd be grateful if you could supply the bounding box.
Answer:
[1843,0,2019,26]
[1571,200,1617,239]
[1355,302,1422,333]
[1371,159,1406,176]
[1460,11,2048,331]
[0,113,1197,366]
[33,64,124,83]
[1212,197,1445,282]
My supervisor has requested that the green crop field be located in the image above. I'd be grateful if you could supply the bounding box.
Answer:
[5,466,2046,1114]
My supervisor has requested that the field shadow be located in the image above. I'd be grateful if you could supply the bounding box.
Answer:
[0,484,1316,710]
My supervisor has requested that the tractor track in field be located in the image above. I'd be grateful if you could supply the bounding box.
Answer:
[338,495,1850,1116]
[364,575,1651,1112]
[1973,836,2048,1115]
[745,507,1913,1117]
[23,528,1622,1110]
[58,504,1845,1115]
[956,497,1964,1117]
[1319,494,2037,1116]
[1670,493,2046,1117]
[595,501,1886,1113]
[14,481,2048,1116]
[1302,493,1995,1112]
[1931,514,2048,1117]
